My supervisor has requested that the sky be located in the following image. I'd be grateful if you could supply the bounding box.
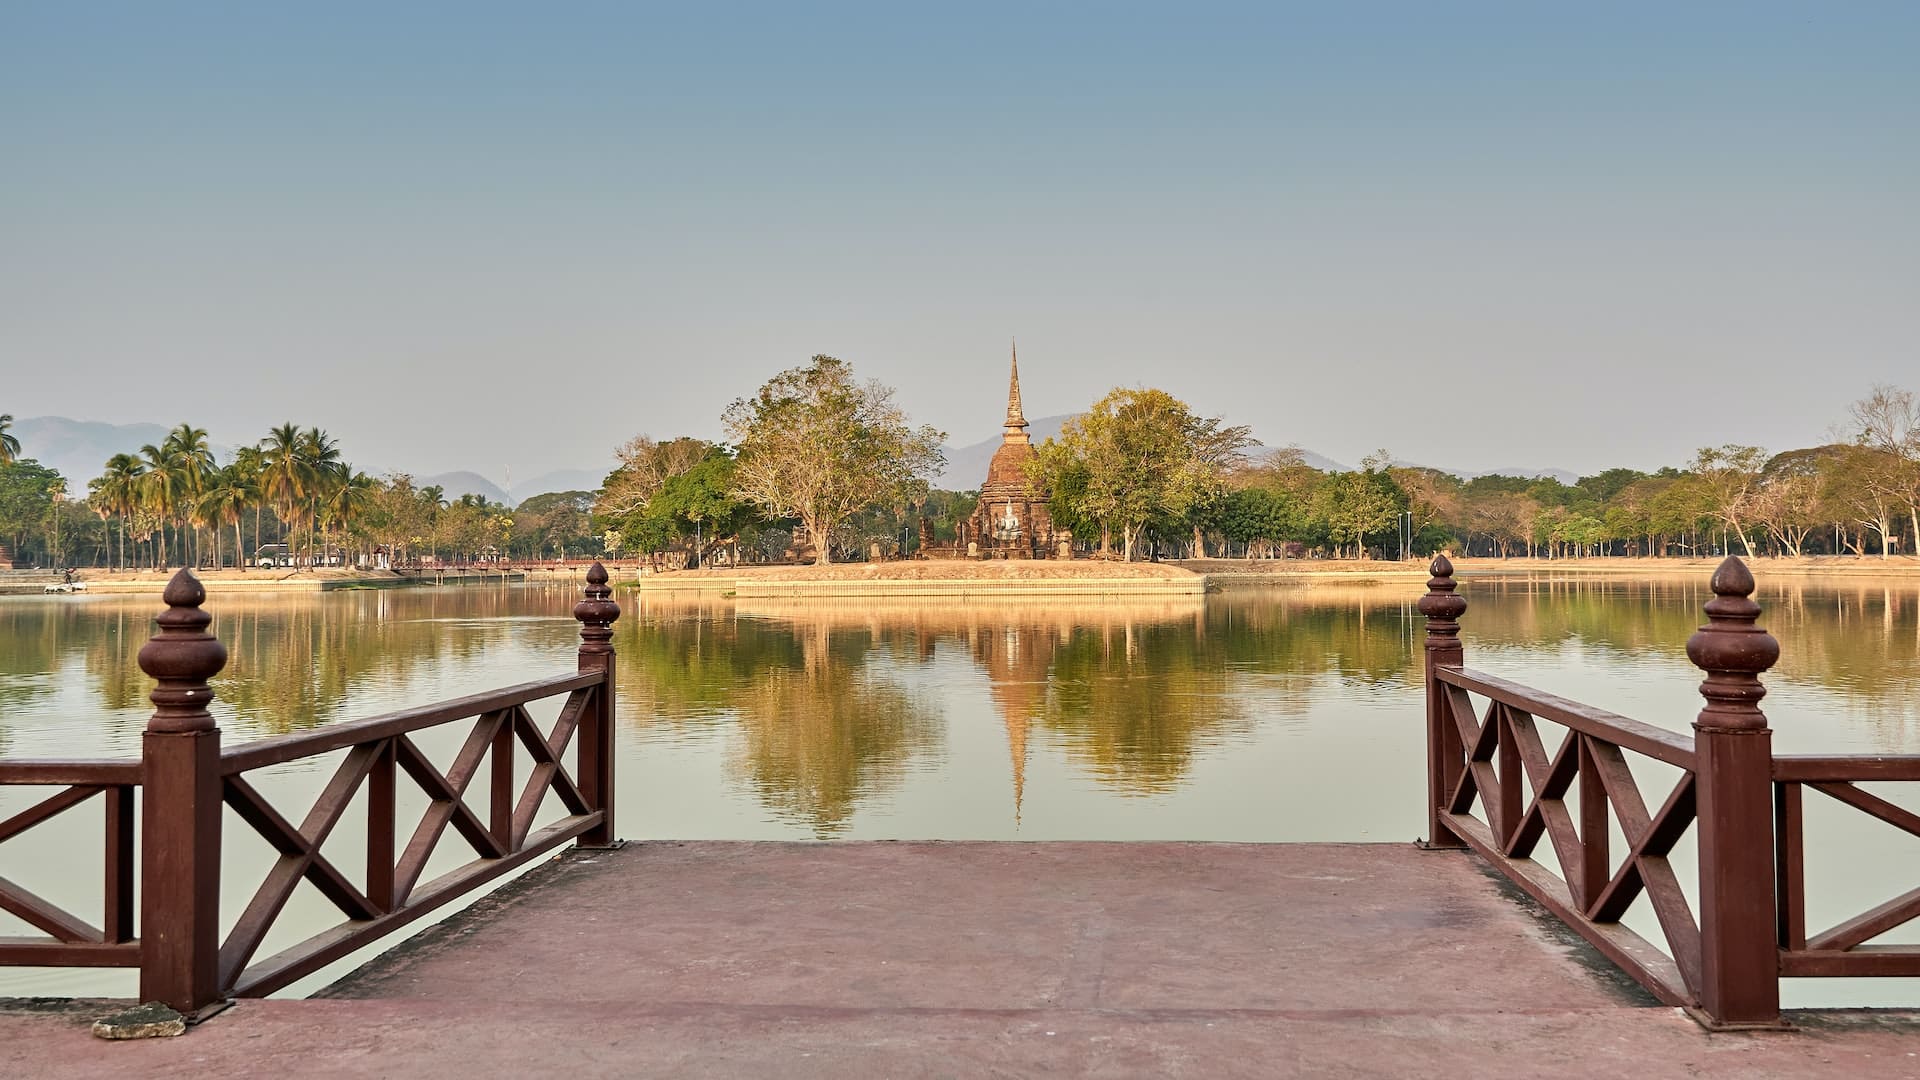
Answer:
[2,2,1916,482]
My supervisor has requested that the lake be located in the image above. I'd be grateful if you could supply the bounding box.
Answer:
[3,574,1918,1005]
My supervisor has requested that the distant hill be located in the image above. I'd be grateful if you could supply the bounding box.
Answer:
[417,471,510,505]
[414,468,602,507]
[513,469,602,502]
[7,416,235,486]
[934,414,1073,488]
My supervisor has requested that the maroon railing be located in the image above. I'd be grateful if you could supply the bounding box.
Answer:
[1423,553,1920,1029]
[0,562,620,1014]
[1773,755,1920,978]
[0,761,139,969]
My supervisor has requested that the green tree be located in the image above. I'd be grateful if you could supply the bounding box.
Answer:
[1690,444,1768,558]
[1313,454,1405,558]
[197,462,258,571]
[724,356,945,565]
[89,452,145,569]
[0,460,63,565]
[1215,486,1306,557]
[1029,387,1252,561]
[0,414,19,465]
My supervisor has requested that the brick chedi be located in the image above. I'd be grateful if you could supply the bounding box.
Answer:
[963,344,1060,559]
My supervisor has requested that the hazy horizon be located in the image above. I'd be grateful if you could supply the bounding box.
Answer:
[5,2,1915,480]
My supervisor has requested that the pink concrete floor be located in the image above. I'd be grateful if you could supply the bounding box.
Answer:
[5,842,1919,1077]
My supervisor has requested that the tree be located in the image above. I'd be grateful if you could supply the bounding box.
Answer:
[196,462,257,571]
[1215,486,1306,557]
[596,436,711,519]
[1850,384,1920,553]
[1314,453,1405,559]
[0,460,62,565]
[261,422,309,562]
[724,356,945,565]
[0,414,19,465]
[89,452,145,569]
[1690,445,1768,557]
[1029,387,1252,561]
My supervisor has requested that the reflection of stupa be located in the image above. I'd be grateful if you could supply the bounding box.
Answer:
[964,620,1059,824]
[962,344,1056,559]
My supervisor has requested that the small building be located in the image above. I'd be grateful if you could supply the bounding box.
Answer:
[963,346,1062,559]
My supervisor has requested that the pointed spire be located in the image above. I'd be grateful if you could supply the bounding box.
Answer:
[1008,709,1028,827]
[1004,339,1030,443]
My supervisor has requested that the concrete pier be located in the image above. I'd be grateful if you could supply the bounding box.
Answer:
[5,842,1917,1076]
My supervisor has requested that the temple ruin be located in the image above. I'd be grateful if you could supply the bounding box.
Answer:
[960,345,1063,559]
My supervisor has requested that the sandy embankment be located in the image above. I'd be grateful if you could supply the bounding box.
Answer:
[36,566,525,593]
[632,553,1920,598]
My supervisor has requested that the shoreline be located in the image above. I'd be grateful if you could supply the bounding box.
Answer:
[7,553,1917,599]
[0,567,534,595]
[633,554,1920,598]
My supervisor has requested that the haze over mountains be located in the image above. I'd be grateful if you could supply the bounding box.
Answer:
[13,414,1580,504]
[929,415,1578,488]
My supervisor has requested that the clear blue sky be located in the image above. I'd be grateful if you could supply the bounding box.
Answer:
[3,2,1915,480]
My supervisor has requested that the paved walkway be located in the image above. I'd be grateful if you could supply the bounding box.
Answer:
[5,843,1919,1077]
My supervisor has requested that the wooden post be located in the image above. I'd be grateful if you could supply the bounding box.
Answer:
[137,569,228,1013]
[1686,556,1782,1027]
[574,561,621,847]
[1418,555,1467,848]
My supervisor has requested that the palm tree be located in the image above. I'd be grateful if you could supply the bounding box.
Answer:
[324,470,376,565]
[89,453,145,570]
[0,414,19,465]
[231,445,267,567]
[163,424,215,567]
[297,427,345,567]
[136,443,181,568]
[261,423,308,565]
[197,463,257,572]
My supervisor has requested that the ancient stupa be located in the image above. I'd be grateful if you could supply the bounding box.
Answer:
[963,343,1057,559]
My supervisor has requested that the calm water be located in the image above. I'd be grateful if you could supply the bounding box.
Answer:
[3,576,1918,1005]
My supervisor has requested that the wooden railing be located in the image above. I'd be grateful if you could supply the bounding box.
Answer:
[1428,665,1704,1008]
[0,761,138,969]
[1773,755,1920,978]
[1423,553,1920,1029]
[0,562,619,1014]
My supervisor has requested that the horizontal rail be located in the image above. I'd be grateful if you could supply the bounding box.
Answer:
[1438,667,1696,768]
[221,671,604,774]
[230,812,600,998]
[1774,756,1920,783]
[0,939,141,968]
[0,760,141,785]
[1781,946,1920,978]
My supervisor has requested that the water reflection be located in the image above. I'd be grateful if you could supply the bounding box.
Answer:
[3,576,1918,829]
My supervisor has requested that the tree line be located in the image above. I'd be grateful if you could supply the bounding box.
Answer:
[0,416,598,570]
[597,371,1920,565]
[5,377,1916,570]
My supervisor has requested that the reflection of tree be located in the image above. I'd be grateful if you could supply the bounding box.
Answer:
[1456,577,1920,728]
[614,595,803,725]
[71,586,553,737]
[727,620,940,837]
[1042,615,1251,795]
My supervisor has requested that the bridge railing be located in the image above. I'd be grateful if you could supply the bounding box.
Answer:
[0,563,619,1014]
[0,761,139,970]
[1772,755,1920,979]
[1422,553,1919,1029]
